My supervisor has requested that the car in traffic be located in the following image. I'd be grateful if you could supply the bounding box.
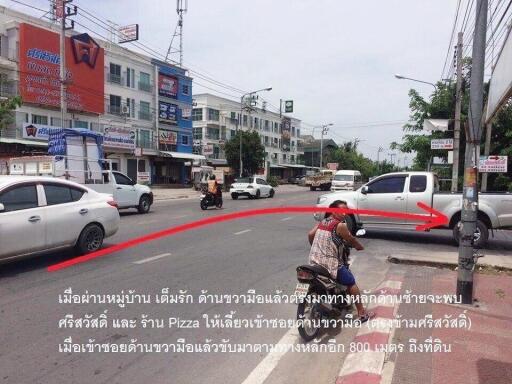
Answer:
[0,176,120,263]
[230,177,275,199]
[315,171,512,247]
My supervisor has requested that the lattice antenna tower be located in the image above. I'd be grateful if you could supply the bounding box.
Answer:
[166,0,188,66]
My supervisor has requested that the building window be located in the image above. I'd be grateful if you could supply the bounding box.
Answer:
[192,108,203,121]
[230,129,236,138]
[139,72,151,92]
[182,135,189,145]
[109,63,121,84]
[109,95,121,115]
[139,101,151,120]
[138,130,151,148]
[243,115,248,127]
[31,114,48,125]
[51,117,71,128]
[126,98,135,118]
[230,111,236,120]
[182,84,190,95]
[297,128,301,137]
[193,127,203,140]
[73,120,88,129]
[207,127,220,140]
[207,108,219,121]
[126,67,135,88]
[292,126,296,136]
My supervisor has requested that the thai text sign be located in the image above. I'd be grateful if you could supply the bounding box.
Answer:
[479,156,508,173]
[431,139,454,150]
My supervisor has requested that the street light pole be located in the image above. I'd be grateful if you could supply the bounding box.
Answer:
[239,87,272,177]
[394,74,437,90]
[319,123,333,169]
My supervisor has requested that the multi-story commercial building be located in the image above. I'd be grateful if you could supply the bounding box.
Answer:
[0,6,202,183]
[192,93,305,179]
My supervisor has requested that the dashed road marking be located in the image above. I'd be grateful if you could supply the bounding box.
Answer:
[234,229,252,235]
[133,253,172,265]
[280,217,293,221]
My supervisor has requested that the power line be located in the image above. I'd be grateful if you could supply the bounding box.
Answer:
[441,0,462,79]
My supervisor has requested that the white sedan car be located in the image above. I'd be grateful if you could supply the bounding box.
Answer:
[0,176,120,263]
[230,177,275,199]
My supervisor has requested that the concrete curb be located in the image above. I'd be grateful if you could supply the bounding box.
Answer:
[387,254,512,272]
[335,275,404,384]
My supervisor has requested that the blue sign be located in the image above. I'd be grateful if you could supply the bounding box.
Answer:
[159,101,177,122]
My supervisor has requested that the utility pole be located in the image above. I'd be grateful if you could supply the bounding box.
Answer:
[377,146,383,173]
[457,0,487,305]
[481,122,492,191]
[452,32,464,192]
[319,124,331,169]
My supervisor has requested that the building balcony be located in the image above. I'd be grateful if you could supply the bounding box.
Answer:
[107,105,122,115]
[137,136,158,151]
[107,73,122,84]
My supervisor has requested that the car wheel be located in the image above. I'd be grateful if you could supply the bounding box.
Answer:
[255,189,261,199]
[231,193,238,200]
[137,195,151,214]
[453,219,489,248]
[269,189,275,198]
[75,224,104,255]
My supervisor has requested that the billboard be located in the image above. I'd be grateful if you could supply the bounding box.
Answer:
[159,101,177,122]
[103,126,136,150]
[431,138,454,149]
[19,23,104,114]
[119,24,139,43]
[158,73,178,98]
[159,130,177,145]
[281,117,291,151]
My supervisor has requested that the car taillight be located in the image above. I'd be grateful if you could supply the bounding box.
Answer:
[107,200,118,208]
[297,270,314,280]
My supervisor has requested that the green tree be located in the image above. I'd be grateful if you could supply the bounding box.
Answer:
[224,130,265,177]
[0,96,22,133]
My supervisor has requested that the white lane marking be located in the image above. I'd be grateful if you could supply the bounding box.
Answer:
[234,229,252,235]
[375,280,402,290]
[338,351,386,376]
[133,253,172,265]
[170,214,187,219]
[280,217,292,221]
[241,328,299,384]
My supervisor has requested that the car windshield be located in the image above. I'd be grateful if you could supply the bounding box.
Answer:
[235,178,252,183]
[334,175,354,181]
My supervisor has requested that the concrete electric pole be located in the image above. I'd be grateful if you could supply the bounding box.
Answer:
[452,32,463,192]
[319,124,332,169]
[457,0,487,304]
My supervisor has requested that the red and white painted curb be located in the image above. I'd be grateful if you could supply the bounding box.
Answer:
[335,276,404,384]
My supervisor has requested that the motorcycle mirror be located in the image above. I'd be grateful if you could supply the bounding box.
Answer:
[356,229,366,237]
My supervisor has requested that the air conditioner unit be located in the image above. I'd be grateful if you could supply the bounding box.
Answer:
[121,105,130,115]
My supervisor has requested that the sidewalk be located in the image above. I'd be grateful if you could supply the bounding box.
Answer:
[388,266,512,384]
[151,184,309,201]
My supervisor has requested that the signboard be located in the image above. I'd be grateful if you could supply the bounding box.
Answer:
[103,126,136,150]
[22,123,53,140]
[202,144,214,155]
[447,150,454,164]
[159,101,177,122]
[19,23,104,114]
[9,162,24,175]
[431,138,454,149]
[119,24,139,43]
[159,130,177,145]
[134,147,142,157]
[182,107,192,118]
[284,100,294,113]
[213,169,224,184]
[158,73,178,98]
[137,172,150,183]
[326,163,338,170]
[281,117,291,151]
[479,155,508,173]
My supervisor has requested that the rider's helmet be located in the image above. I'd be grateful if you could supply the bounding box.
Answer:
[210,174,216,180]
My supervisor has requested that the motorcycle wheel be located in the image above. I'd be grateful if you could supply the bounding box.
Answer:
[216,199,223,208]
[297,292,322,341]
[200,200,208,210]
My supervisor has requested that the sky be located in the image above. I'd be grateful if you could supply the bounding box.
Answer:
[1,0,459,164]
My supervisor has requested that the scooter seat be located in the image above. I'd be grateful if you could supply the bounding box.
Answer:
[297,264,331,278]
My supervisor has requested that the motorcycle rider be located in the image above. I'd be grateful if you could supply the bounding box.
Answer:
[307,200,374,323]
[207,174,222,205]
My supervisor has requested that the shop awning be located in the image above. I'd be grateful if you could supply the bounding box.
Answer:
[159,151,206,160]
[209,159,228,166]
[0,137,48,147]
[284,164,306,168]
[270,164,286,168]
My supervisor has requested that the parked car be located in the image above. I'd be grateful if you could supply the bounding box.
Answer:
[296,175,307,186]
[0,176,120,263]
[230,177,275,199]
[315,171,512,247]
[331,170,363,191]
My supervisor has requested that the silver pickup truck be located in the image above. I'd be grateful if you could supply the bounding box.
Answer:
[315,171,512,247]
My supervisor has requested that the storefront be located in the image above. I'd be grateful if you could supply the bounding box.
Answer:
[154,151,205,185]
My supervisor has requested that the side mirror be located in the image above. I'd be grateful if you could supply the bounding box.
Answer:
[0,203,4,212]
[356,229,366,237]
[361,186,369,195]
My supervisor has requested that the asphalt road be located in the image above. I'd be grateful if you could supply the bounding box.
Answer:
[1,189,511,384]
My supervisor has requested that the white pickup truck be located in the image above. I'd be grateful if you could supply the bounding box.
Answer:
[315,171,512,247]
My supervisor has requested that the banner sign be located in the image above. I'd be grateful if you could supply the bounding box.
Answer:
[182,107,192,118]
[326,163,338,170]
[159,101,177,122]
[159,130,177,145]
[479,155,508,173]
[137,172,150,183]
[202,144,214,155]
[158,73,178,98]
[281,117,291,151]
[19,23,104,114]
[22,123,53,140]
[431,138,454,149]
[284,100,294,113]
[103,126,136,150]
[119,24,139,43]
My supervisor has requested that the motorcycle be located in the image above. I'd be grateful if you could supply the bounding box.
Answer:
[295,228,366,341]
[200,187,223,210]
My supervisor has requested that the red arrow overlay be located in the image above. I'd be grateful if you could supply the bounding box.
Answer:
[47,202,447,272]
